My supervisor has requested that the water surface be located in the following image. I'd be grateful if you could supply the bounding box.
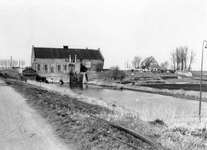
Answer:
[67,84,207,120]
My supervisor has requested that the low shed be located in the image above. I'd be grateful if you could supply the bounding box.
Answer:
[22,68,37,80]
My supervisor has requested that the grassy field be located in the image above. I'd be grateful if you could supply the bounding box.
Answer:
[88,70,207,83]
[141,84,207,91]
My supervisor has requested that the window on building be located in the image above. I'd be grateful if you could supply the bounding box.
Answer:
[69,64,75,73]
[45,64,48,72]
[64,65,67,71]
[58,65,61,72]
[37,64,40,70]
[51,67,54,73]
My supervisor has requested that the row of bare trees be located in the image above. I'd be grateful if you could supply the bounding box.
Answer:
[131,46,196,71]
[171,47,196,71]
[0,59,26,68]
[132,56,142,69]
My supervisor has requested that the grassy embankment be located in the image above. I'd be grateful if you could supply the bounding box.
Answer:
[1,69,207,149]
[6,79,157,150]
[87,71,207,101]
[87,71,207,122]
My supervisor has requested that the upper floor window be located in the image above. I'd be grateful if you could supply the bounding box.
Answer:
[64,65,67,71]
[51,67,54,73]
[45,64,48,71]
[37,64,40,70]
[58,65,61,72]
[69,64,75,73]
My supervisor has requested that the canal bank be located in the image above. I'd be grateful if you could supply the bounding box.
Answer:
[26,80,207,125]
[25,80,207,124]
[68,83,207,124]
[4,79,167,150]
[87,80,207,101]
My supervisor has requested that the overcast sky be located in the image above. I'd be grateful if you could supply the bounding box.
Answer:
[1,0,207,70]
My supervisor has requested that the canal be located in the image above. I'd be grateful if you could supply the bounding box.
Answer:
[67,84,207,122]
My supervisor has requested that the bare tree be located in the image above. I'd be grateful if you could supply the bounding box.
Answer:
[184,47,188,70]
[175,48,181,70]
[3,59,7,68]
[14,60,20,67]
[132,56,142,69]
[19,60,25,68]
[172,47,189,70]
[171,51,176,70]
[0,59,26,68]
[188,50,196,71]
[179,46,188,70]
[0,60,2,68]
[160,61,169,69]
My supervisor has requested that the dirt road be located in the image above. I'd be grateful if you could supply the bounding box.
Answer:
[0,79,74,150]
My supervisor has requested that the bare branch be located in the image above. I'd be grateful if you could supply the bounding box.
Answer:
[132,56,142,69]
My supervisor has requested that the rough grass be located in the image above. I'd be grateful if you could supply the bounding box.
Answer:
[0,68,22,79]
[6,79,155,150]
[141,84,207,92]
[4,78,207,150]
[27,80,207,149]
[87,80,207,127]
[133,100,207,128]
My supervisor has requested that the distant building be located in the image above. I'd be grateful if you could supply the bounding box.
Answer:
[31,46,104,82]
[141,56,159,71]
[22,68,37,80]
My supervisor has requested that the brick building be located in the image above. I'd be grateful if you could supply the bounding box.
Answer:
[31,46,104,82]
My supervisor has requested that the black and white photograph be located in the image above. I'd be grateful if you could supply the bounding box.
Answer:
[1,0,207,149]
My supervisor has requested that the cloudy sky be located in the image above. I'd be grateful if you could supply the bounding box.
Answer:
[1,0,207,70]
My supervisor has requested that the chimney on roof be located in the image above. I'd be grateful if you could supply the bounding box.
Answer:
[63,45,68,49]
[86,47,88,49]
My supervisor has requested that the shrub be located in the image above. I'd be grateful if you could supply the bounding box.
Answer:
[110,66,126,83]
[95,63,103,72]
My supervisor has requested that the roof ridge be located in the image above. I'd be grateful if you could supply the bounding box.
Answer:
[33,46,99,51]
[33,47,104,60]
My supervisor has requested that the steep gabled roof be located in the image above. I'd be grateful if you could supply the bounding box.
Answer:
[33,47,104,60]
[141,56,159,68]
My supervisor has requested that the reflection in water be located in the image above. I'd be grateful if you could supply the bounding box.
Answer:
[69,83,88,90]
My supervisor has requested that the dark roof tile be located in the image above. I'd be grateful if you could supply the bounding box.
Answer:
[34,47,104,60]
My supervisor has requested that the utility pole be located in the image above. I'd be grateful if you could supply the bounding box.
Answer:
[199,40,207,120]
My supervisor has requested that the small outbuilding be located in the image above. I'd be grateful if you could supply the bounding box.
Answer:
[22,68,37,80]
